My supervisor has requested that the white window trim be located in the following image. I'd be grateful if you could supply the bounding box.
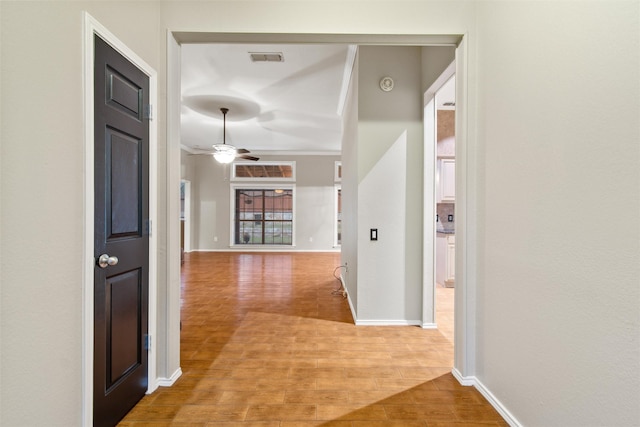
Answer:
[334,161,342,182]
[334,184,342,248]
[231,161,296,182]
[229,183,296,248]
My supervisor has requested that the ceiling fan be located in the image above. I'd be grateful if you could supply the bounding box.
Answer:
[202,107,259,163]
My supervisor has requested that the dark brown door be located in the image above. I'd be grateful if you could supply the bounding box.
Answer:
[94,35,149,427]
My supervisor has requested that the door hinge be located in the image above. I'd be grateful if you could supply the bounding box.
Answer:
[145,219,152,236]
[144,104,153,120]
[145,334,151,350]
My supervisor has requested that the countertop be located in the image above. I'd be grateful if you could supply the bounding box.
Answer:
[436,229,455,235]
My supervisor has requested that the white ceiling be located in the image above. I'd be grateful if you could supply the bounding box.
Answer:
[180,44,455,156]
[180,43,352,155]
[437,75,456,110]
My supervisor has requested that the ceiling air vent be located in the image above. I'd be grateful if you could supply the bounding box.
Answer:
[249,52,284,62]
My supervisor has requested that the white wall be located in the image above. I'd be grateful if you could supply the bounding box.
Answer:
[357,131,408,322]
[421,46,457,94]
[341,53,359,309]
[181,150,197,250]
[2,1,638,426]
[0,2,165,425]
[473,2,640,426]
[181,149,197,182]
[293,155,341,251]
[191,154,228,248]
[355,46,424,323]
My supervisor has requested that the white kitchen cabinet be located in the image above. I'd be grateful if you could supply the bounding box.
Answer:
[445,235,455,287]
[436,233,455,288]
[436,234,446,286]
[437,158,455,203]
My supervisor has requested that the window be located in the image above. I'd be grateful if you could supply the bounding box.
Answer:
[335,185,342,246]
[232,187,294,245]
[232,161,296,181]
[334,163,342,246]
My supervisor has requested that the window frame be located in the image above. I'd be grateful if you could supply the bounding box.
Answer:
[334,184,342,247]
[229,183,296,248]
[231,161,296,182]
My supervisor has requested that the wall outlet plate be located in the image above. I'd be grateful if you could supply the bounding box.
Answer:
[448,215,454,222]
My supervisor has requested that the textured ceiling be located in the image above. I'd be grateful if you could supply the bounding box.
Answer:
[180,44,455,156]
[180,43,352,155]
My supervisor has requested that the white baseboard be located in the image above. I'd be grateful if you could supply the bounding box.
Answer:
[147,378,159,394]
[355,319,422,326]
[474,376,522,427]
[421,322,438,329]
[451,367,476,386]
[155,367,183,388]
[341,275,421,327]
[193,248,340,253]
[451,368,522,427]
[342,275,357,323]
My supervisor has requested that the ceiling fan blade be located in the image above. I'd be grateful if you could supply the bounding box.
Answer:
[236,148,250,154]
[188,151,213,156]
[238,154,260,161]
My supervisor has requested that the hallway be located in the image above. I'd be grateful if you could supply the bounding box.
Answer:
[119,252,505,426]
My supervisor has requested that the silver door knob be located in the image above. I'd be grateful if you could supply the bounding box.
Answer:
[97,254,119,268]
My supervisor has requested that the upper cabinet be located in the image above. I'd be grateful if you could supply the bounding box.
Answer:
[436,108,455,203]
[437,158,455,203]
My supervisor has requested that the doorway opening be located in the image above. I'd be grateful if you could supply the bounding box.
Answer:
[170,34,471,379]
[434,72,456,344]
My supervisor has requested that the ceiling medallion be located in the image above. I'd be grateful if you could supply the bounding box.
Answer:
[379,76,394,92]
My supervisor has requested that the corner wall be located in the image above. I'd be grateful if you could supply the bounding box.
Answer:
[356,46,424,323]
[341,52,359,311]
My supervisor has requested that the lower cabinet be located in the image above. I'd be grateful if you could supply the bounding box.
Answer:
[445,235,455,287]
[436,233,455,287]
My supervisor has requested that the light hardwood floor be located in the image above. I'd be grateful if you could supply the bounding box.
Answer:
[119,252,505,426]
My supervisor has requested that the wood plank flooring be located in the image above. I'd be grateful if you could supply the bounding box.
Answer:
[118,251,506,426]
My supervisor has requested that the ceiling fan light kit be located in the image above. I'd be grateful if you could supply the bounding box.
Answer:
[212,107,259,164]
[212,144,237,164]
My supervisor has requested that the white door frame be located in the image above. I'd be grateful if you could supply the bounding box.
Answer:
[167,32,474,381]
[181,180,192,253]
[451,36,476,381]
[82,13,159,427]
[421,42,476,382]
[422,60,456,329]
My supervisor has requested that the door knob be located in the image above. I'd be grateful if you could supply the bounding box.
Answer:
[97,254,119,268]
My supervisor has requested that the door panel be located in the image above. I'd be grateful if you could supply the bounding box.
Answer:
[109,130,141,236]
[94,35,149,427]
[107,269,142,389]
[107,66,143,118]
